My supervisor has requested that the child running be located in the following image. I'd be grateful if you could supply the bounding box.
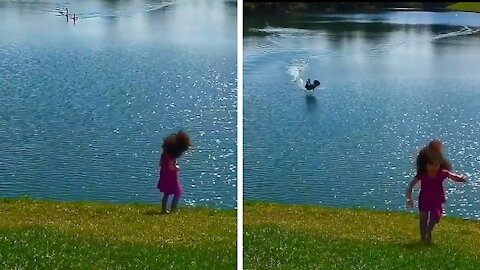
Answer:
[406,147,467,244]
[157,131,191,214]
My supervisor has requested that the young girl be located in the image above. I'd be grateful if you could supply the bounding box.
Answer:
[406,149,466,244]
[157,131,191,214]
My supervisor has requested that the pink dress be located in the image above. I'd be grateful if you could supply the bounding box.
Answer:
[417,169,449,222]
[157,152,182,196]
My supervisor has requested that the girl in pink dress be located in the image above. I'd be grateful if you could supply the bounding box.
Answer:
[158,131,191,214]
[406,149,467,244]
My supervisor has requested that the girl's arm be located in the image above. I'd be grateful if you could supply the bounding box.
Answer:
[445,170,467,182]
[406,177,420,208]
[168,160,179,172]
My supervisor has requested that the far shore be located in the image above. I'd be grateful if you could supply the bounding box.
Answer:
[244,2,455,15]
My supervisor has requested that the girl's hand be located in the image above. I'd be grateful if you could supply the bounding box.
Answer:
[406,177,418,208]
[406,199,413,208]
[169,161,179,171]
[460,175,467,182]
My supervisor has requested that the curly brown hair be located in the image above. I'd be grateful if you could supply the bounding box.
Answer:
[416,140,452,175]
[162,131,191,158]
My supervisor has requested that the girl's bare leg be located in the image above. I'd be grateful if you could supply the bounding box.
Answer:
[426,217,437,244]
[161,194,170,214]
[170,195,180,213]
[419,211,428,243]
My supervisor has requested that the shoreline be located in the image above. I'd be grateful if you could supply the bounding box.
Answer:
[0,196,236,211]
[244,200,480,221]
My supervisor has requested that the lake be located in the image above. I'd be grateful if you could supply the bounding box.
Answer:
[244,12,480,219]
[0,0,237,209]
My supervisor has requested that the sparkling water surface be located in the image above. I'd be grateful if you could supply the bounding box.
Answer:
[244,12,480,219]
[0,0,237,209]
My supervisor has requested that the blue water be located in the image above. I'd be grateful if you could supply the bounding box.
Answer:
[0,0,237,209]
[244,12,480,219]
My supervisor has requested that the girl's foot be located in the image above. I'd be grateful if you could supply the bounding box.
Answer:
[426,232,433,245]
[420,237,428,245]
[426,236,432,245]
[160,210,169,215]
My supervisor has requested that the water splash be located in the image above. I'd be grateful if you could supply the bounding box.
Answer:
[287,59,309,89]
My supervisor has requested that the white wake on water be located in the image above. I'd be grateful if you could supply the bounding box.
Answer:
[434,26,480,40]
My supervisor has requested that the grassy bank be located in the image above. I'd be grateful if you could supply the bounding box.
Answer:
[447,2,480,13]
[244,202,480,270]
[0,198,236,269]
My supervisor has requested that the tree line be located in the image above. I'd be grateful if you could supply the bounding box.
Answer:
[244,2,456,14]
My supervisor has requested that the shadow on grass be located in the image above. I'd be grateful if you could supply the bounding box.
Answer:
[402,240,430,249]
[143,210,166,216]
[143,210,187,216]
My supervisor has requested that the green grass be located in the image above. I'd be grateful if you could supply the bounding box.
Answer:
[0,198,236,269]
[447,2,480,13]
[244,202,480,270]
